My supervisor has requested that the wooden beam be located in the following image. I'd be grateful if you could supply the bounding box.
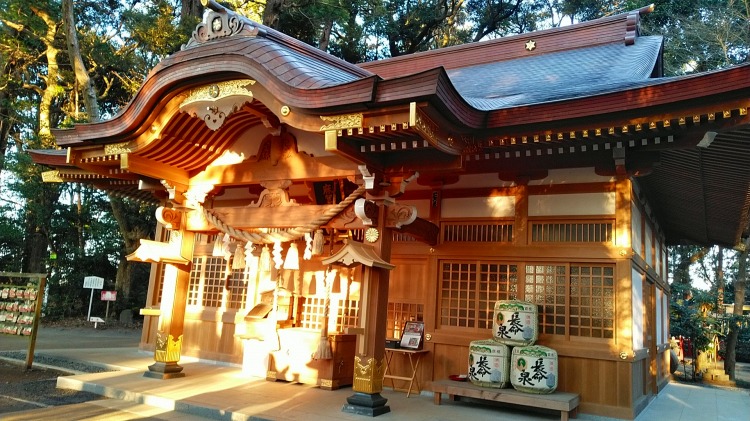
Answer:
[325,130,385,173]
[410,103,463,155]
[121,153,189,186]
[186,204,348,231]
[190,151,359,186]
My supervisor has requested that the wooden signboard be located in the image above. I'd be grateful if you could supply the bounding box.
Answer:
[0,272,47,369]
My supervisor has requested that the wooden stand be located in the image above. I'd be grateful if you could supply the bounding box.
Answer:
[383,348,429,397]
[431,379,579,421]
[0,272,46,369]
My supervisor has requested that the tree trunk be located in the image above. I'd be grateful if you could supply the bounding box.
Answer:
[318,19,333,52]
[116,255,133,303]
[725,238,749,379]
[107,194,145,302]
[263,0,286,29]
[20,7,64,274]
[62,0,100,122]
[180,0,204,26]
[0,108,9,172]
[31,6,61,145]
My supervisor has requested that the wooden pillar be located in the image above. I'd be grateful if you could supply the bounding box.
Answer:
[144,211,195,379]
[514,184,529,247]
[342,204,393,417]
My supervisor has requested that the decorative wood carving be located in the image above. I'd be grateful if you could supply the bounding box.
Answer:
[249,180,298,208]
[327,205,363,230]
[182,1,262,49]
[354,198,379,226]
[104,142,131,155]
[179,80,256,130]
[41,170,63,183]
[320,113,363,131]
[183,184,216,209]
[386,204,417,229]
[156,207,182,230]
[154,331,183,363]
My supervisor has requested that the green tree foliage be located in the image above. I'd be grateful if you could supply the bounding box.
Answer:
[637,0,749,75]
[0,0,163,320]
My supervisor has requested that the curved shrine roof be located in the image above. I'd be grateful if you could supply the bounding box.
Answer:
[38,4,750,248]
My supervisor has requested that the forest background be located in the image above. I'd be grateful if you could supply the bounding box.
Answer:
[0,0,748,378]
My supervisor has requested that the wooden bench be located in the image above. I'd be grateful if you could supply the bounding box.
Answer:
[431,379,580,421]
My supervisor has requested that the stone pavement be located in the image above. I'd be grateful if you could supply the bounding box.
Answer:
[1,327,749,420]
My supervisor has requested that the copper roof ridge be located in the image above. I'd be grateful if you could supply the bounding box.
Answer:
[359,5,655,77]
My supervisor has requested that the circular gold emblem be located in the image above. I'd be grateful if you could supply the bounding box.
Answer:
[208,84,220,98]
[365,227,379,243]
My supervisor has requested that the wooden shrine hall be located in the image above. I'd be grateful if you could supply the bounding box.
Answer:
[31,2,750,419]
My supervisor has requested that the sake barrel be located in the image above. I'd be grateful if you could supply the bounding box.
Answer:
[468,339,510,388]
[492,300,538,346]
[510,345,558,394]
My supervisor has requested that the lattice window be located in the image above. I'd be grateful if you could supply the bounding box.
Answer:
[525,264,567,335]
[440,262,476,328]
[226,268,248,310]
[202,256,226,308]
[442,222,513,243]
[334,299,359,331]
[531,222,613,243]
[299,297,359,331]
[155,264,166,305]
[570,265,615,339]
[477,263,518,329]
[186,257,204,306]
[299,297,325,330]
[439,261,518,329]
[387,302,425,339]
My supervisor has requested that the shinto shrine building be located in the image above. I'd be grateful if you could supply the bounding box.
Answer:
[31,3,750,419]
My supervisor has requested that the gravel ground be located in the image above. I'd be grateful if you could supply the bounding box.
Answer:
[0,353,111,414]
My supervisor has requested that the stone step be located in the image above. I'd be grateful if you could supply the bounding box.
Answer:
[702,370,735,386]
[707,373,730,382]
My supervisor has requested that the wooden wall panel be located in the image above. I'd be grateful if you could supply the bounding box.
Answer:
[180,314,243,365]
[388,257,429,301]
[431,343,470,382]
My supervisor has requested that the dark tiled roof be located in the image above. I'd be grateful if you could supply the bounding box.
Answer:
[450,36,663,110]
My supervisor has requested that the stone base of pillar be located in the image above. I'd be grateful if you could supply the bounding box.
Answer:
[144,361,186,379]
[341,392,390,417]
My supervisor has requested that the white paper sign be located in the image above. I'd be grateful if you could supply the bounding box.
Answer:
[83,276,104,289]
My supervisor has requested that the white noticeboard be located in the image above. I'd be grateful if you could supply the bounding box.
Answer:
[84,276,105,323]
[83,276,104,289]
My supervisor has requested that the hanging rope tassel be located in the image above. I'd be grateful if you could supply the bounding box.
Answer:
[232,242,246,269]
[313,268,336,360]
[260,245,271,272]
[312,229,324,256]
[283,242,300,270]
[212,234,224,257]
